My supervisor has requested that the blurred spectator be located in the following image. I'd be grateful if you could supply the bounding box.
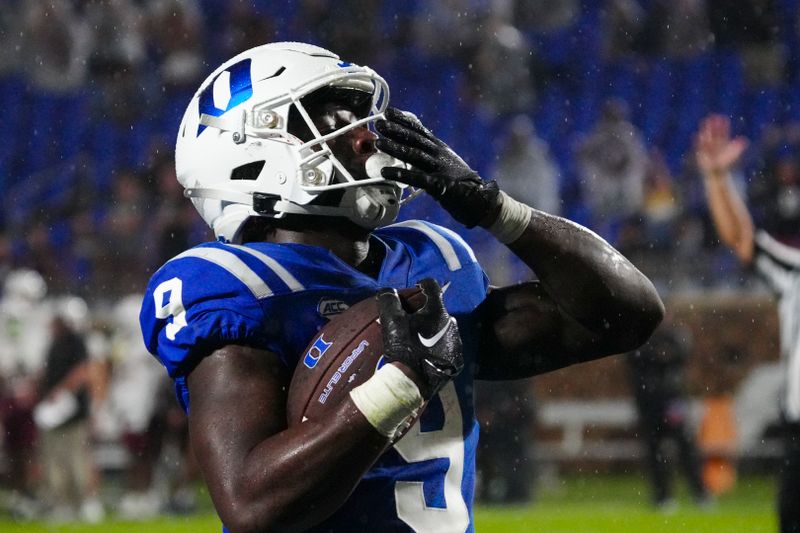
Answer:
[412,0,487,65]
[0,269,50,519]
[708,0,785,87]
[627,314,711,509]
[93,295,166,518]
[84,0,145,78]
[575,98,648,232]
[492,115,561,215]
[148,150,207,267]
[146,0,204,91]
[96,169,150,297]
[84,0,148,126]
[0,0,23,77]
[642,149,681,248]
[636,0,711,59]
[445,113,556,287]
[16,0,91,175]
[19,0,91,93]
[220,3,277,60]
[18,222,68,292]
[33,297,104,522]
[153,383,199,515]
[512,0,579,33]
[0,269,51,377]
[600,0,646,62]
[475,380,536,504]
[298,0,382,66]
[614,148,694,289]
[0,233,14,287]
[469,16,535,117]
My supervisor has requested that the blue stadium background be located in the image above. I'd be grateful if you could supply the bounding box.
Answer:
[1,0,798,299]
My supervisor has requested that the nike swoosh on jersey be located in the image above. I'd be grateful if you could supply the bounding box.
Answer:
[418,317,456,348]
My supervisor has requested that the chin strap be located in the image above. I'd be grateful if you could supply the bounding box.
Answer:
[272,200,352,217]
[184,187,355,217]
[274,194,394,230]
[184,187,253,203]
[183,186,398,229]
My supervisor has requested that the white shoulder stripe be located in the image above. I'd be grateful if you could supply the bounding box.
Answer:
[394,220,462,271]
[227,244,305,292]
[174,248,273,299]
[436,225,478,264]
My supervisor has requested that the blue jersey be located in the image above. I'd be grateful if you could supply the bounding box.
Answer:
[140,220,489,533]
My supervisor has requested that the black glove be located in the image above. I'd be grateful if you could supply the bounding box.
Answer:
[377,278,464,399]
[375,107,502,228]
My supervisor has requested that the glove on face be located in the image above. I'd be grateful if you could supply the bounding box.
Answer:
[375,107,502,228]
[376,278,463,399]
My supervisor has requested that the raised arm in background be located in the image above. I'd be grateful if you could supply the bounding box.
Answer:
[695,114,754,264]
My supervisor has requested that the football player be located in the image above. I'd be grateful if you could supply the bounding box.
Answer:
[140,42,664,533]
[0,269,50,519]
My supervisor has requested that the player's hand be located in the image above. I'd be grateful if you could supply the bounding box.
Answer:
[695,114,749,180]
[376,278,463,399]
[375,107,502,228]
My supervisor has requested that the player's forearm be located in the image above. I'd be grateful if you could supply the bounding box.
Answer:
[702,172,754,263]
[218,400,388,533]
[508,209,664,350]
[229,361,429,532]
[188,345,392,533]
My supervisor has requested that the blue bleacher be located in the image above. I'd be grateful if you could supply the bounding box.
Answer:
[604,60,639,109]
[712,50,745,119]
[640,58,675,146]
[745,86,782,141]
[667,53,714,172]
[783,79,800,123]
[534,81,569,145]
[87,120,120,192]
[0,75,24,187]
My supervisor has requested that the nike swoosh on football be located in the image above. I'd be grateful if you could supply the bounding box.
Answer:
[418,317,456,348]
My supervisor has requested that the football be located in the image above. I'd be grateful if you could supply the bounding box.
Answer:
[286,287,426,428]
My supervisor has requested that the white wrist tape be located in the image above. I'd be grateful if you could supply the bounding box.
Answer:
[488,191,532,244]
[349,364,424,438]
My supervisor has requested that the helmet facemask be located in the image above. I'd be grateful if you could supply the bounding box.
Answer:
[278,86,404,228]
[176,43,411,243]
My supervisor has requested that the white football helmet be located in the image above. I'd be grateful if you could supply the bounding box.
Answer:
[54,295,90,333]
[3,269,47,303]
[176,41,406,243]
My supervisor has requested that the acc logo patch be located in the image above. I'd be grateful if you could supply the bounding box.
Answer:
[303,336,333,369]
[317,298,349,318]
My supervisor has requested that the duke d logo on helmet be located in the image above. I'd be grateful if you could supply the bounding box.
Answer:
[197,58,253,136]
